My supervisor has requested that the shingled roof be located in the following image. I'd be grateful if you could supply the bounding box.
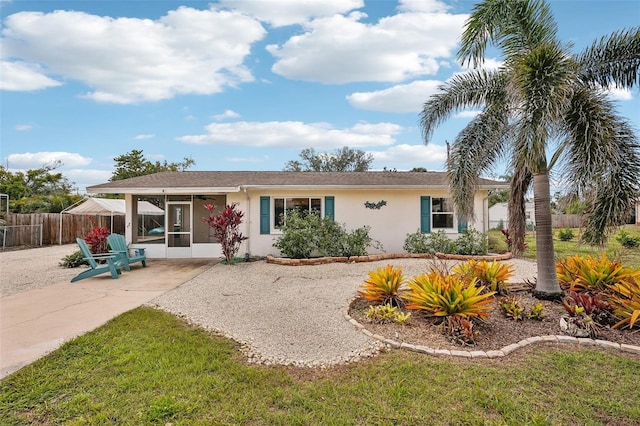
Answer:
[87,171,508,194]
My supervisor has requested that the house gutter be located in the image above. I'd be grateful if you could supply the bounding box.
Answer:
[242,186,251,258]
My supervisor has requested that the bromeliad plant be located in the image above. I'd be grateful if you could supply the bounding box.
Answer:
[452,259,514,295]
[365,304,411,325]
[358,265,406,307]
[402,271,495,320]
[499,296,524,321]
[608,280,640,330]
[556,254,640,293]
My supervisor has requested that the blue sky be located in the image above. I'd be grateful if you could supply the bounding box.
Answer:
[1,0,639,193]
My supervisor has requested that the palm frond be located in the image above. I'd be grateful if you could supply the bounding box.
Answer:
[420,69,507,143]
[577,27,640,89]
[580,119,640,245]
[447,108,510,219]
[459,0,558,68]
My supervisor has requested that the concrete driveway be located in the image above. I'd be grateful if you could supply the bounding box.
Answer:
[0,247,212,379]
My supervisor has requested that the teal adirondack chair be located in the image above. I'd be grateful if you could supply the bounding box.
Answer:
[107,233,146,271]
[71,238,123,282]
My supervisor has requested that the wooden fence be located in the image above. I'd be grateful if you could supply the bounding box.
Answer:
[551,214,584,229]
[1,213,125,247]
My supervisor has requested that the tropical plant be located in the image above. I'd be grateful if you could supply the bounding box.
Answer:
[444,315,478,346]
[452,259,514,295]
[358,265,406,306]
[608,280,640,329]
[203,203,248,265]
[364,304,411,325]
[556,254,640,293]
[84,226,110,254]
[499,296,524,321]
[420,0,640,300]
[528,302,546,320]
[403,271,495,319]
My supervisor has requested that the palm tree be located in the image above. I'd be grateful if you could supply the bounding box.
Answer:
[421,0,640,299]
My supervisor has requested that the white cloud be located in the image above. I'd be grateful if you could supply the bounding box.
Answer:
[7,152,92,168]
[1,7,266,103]
[606,87,633,101]
[0,61,62,91]
[267,10,467,83]
[133,134,155,140]
[178,121,402,148]
[218,0,363,27]
[15,124,32,131]
[454,110,481,118]
[213,109,241,121]
[371,143,448,169]
[347,80,443,113]
[398,0,451,13]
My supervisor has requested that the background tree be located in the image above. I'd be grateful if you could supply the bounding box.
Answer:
[410,167,428,172]
[421,0,640,299]
[284,147,373,172]
[110,149,195,181]
[0,162,81,213]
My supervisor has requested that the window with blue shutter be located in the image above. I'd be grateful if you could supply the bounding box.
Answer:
[260,196,270,234]
[458,216,468,233]
[324,196,334,220]
[420,196,431,233]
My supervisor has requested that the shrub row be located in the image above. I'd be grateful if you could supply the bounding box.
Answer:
[403,229,489,256]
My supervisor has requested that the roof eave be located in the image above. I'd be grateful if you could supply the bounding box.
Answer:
[86,186,242,195]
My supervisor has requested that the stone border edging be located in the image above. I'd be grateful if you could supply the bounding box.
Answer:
[342,301,640,359]
[266,252,513,266]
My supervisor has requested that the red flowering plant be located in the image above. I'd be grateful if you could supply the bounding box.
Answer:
[85,226,111,254]
[203,203,248,264]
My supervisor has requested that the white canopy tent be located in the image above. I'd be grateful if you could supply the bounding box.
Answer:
[59,197,164,244]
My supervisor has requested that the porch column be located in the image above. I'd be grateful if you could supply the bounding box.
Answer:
[124,194,136,245]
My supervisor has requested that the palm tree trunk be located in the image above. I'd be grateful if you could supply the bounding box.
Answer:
[532,172,564,300]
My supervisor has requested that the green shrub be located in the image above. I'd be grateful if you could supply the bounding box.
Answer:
[558,228,575,241]
[454,229,488,255]
[403,229,454,254]
[273,209,319,258]
[60,250,88,268]
[273,209,381,258]
[403,229,431,253]
[616,230,640,249]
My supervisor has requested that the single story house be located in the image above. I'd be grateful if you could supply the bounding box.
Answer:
[86,171,508,259]
[488,201,535,230]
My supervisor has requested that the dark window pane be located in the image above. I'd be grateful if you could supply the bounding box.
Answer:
[433,213,454,228]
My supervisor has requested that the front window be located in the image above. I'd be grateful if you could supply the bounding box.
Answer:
[136,195,165,244]
[432,197,454,229]
[274,197,321,228]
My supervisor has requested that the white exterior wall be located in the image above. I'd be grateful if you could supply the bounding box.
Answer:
[123,189,491,258]
[242,189,489,257]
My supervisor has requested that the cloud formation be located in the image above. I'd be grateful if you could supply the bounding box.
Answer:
[1,7,266,103]
[178,121,402,148]
[371,143,448,169]
[7,152,92,169]
[218,0,363,27]
[267,10,466,83]
[347,80,443,112]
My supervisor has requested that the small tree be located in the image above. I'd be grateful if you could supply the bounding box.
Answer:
[203,203,248,264]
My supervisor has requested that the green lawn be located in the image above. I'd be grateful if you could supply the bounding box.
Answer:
[489,224,640,269]
[1,308,639,425]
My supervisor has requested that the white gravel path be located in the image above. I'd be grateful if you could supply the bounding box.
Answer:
[150,257,538,367]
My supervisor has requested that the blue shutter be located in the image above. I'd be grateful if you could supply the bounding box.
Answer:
[324,196,335,220]
[420,196,431,233]
[458,216,468,233]
[260,196,270,234]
